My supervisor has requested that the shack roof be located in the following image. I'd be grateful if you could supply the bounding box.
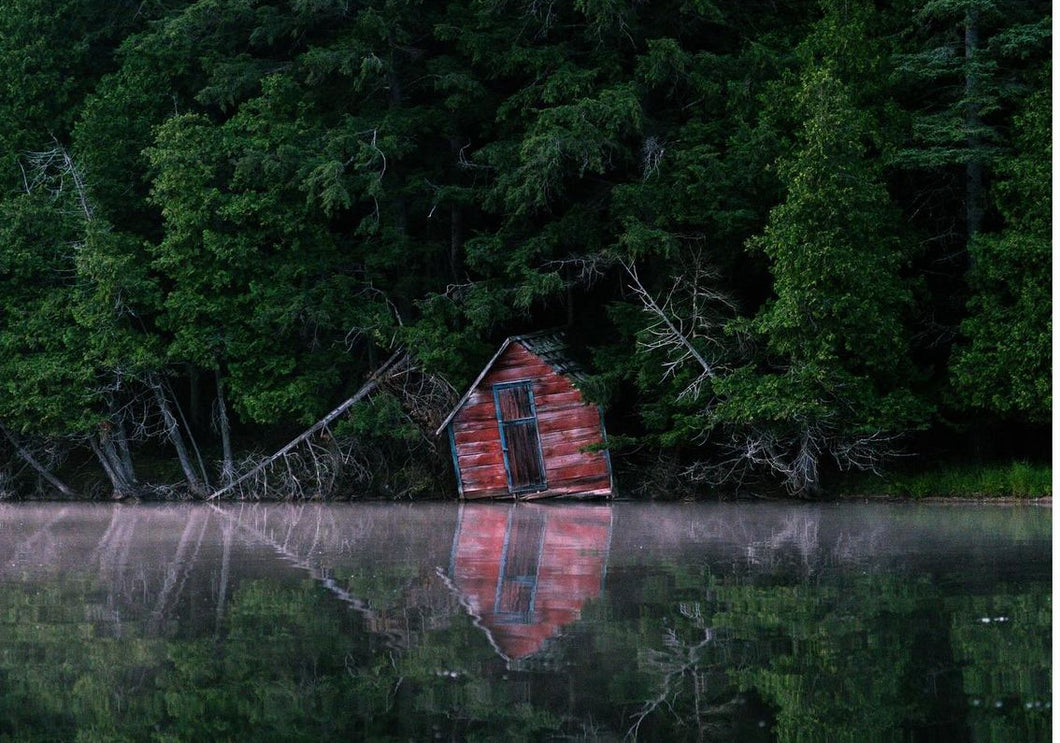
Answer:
[434,330,588,436]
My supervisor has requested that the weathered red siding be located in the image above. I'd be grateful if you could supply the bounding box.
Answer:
[450,341,612,500]
[449,504,612,660]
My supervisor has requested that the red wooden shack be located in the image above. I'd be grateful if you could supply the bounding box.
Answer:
[447,503,613,662]
[436,331,613,500]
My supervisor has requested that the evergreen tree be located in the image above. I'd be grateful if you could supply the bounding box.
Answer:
[714,63,925,496]
[949,80,1050,423]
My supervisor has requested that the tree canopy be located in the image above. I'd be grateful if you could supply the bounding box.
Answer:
[0,0,1049,498]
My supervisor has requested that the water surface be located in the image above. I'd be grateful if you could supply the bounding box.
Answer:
[0,501,1050,742]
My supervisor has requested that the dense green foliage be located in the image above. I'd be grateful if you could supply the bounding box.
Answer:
[847,460,1052,499]
[0,0,1049,498]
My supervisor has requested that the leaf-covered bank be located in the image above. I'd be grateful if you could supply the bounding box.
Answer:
[0,0,1050,500]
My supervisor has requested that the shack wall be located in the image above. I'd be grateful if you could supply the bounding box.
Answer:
[450,342,612,499]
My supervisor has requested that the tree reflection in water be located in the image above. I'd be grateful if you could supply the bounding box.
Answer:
[0,502,1050,742]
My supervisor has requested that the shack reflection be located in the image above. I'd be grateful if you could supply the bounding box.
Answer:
[447,504,612,662]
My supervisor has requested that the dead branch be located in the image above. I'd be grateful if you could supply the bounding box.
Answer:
[207,351,404,500]
[379,355,458,434]
[623,258,733,401]
[641,136,665,181]
[22,140,94,222]
[541,253,617,288]
[149,374,207,495]
[213,369,235,486]
[626,626,715,741]
[710,421,900,497]
[0,424,77,497]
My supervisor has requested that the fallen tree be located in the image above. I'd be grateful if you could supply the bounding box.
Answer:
[207,350,457,500]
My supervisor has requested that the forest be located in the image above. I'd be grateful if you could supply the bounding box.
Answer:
[0,0,1050,500]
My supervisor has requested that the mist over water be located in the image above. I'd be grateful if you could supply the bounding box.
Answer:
[0,501,1050,742]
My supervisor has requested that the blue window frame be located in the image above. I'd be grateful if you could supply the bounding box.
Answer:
[492,380,547,494]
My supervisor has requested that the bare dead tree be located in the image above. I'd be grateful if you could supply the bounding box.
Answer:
[378,353,458,434]
[682,416,904,498]
[207,351,457,501]
[0,423,77,497]
[542,253,617,289]
[640,136,665,181]
[207,352,404,500]
[83,375,165,497]
[21,142,94,220]
[623,258,736,402]
[213,370,235,486]
[625,257,900,497]
[148,374,208,496]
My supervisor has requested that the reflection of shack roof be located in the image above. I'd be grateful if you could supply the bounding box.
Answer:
[435,330,588,436]
[445,504,612,663]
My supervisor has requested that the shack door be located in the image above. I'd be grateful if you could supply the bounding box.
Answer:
[493,381,547,494]
[495,507,547,622]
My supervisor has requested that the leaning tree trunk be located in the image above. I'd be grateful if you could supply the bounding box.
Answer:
[149,375,207,495]
[0,424,77,497]
[214,369,235,486]
[90,433,137,498]
[207,352,403,500]
[104,395,138,486]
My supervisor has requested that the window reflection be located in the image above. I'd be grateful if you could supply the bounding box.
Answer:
[447,504,612,662]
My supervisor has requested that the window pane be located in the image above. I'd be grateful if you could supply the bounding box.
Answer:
[496,385,533,421]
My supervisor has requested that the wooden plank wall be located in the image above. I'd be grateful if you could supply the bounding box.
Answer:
[451,342,612,499]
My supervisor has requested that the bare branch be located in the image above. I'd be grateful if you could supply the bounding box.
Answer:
[541,253,616,288]
[207,351,405,500]
[623,259,731,401]
[641,136,665,181]
[0,424,77,497]
[22,141,94,221]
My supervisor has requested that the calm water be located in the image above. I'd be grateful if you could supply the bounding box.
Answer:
[0,501,1049,742]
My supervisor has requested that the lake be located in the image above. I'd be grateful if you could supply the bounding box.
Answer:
[0,501,1050,742]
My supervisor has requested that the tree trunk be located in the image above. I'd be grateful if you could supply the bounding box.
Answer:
[105,396,137,486]
[215,369,235,485]
[208,351,403,500]
[114,419,136,485]
[90,435,135,498]
[169,378,211,490]
[964,7,984,243]
[150,376,206,495]
[0,424,77,497]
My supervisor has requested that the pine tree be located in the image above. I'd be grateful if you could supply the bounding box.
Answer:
[948,79,1050,422]
[710,6,927,496]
